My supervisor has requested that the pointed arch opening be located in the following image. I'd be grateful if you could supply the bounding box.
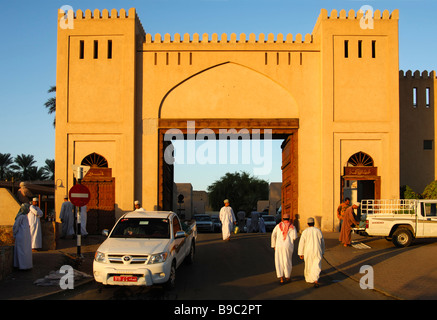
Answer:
[341,151,380,208]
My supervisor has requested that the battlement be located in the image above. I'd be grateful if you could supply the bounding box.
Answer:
[319,8,399,20]
[58,8,145,38]
[400,70,437,80]
[65,8,135,19]
[144,32,313,44]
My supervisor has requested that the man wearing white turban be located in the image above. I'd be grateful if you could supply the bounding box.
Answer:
[298,217,325,288]
[219,199,236,241]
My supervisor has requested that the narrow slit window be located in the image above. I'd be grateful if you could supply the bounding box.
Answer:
[288,52,291,65]
[358,40,362,58]
[276,52,280,65]
[300,52,303,65]
[426,87,430,108]
[107,40,112,59]
[372,40,376,58]
[93,40,98,59]
[424,140,433,150]
[265,52,268,65]
[344,40,349,58]
[413,87,418,107]
[79,40,84,59]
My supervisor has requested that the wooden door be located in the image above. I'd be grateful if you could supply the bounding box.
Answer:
[82,168,115,234]
[281,133,298,222]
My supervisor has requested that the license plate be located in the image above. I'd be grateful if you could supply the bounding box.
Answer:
[113,275,137,282]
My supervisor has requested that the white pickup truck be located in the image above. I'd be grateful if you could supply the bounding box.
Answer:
[357,199,437,247]
[93,211,197,289]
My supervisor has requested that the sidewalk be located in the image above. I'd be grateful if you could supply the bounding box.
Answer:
[1,232,436,300]
[0,235,103,300]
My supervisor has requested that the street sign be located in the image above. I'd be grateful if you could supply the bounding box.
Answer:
[69,184,91,207]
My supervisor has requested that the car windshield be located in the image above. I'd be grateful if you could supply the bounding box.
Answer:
[194,215,211,221]
[110,218,170,239]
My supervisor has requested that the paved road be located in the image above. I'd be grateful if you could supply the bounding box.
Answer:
[50,232,392,300]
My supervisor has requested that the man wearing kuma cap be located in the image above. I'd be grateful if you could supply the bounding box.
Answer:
[219,199,236,241]
[28,197,43,250]
[298,217,325,288]
[134,200,145,212]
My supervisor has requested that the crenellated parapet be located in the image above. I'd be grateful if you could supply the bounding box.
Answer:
[144,32,313,44]
[318,8,399,20]
[58,8,145,36]
[400,70,437,80]
[69,8,134,19]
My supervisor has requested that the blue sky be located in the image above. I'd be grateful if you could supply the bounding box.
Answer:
[0,0,436,190]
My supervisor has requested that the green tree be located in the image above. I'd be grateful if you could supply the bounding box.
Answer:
[27,166,49,181]
[400,185,421,199]
[0,153,14,180]
[423,181,437,199]
[207,171,269,213]
[44,85,56,128]
[11,154,37,181]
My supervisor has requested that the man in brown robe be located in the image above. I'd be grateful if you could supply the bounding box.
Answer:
[339,202,360,247]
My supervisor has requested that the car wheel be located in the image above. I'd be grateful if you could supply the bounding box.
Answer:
[164,261,176,290]
[392,228,413,248]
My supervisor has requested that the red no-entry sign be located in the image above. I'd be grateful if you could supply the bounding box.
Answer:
[69,184,91,207]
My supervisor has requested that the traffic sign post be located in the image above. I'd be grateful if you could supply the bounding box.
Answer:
[69,183,90,258]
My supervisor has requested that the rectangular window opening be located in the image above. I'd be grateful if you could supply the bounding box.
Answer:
[93,40,98,59]
[372,40,376,58]
[107,40,112,59]
[426,87,430,108]
[79,40,84,59]
[424,140,433,150]
[358,40,362,58]
[344,40,349,58]
[413,87,418,108]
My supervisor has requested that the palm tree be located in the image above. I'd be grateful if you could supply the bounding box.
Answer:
[43,159,55,180]
[0,153,14,180]
[11,154,37,181]
[44,85,56,128]
[27,166,49,181]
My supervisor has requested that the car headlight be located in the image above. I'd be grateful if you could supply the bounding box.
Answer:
[94,251,106,263]
[148,252,168,264]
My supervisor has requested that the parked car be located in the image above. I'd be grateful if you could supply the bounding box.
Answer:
[193,214,214,232]
[262,215,277,232]
[93,211,197,289]
[210,214,222,232]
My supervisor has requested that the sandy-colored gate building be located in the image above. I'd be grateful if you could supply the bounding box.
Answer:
[55,7,436,233]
